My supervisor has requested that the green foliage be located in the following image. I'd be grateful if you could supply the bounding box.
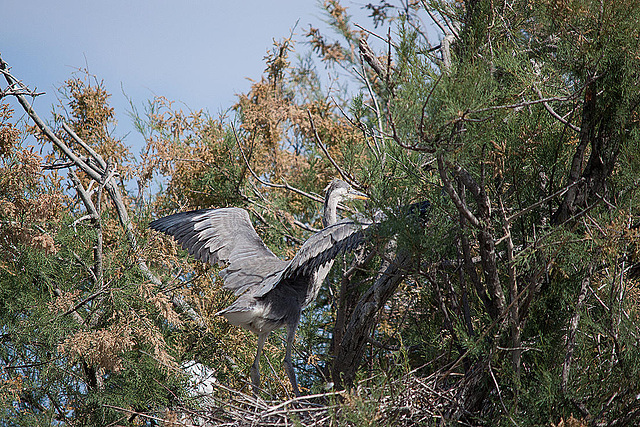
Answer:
[1,0,640,425]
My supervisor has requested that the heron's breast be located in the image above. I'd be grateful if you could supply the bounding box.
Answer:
[221,302,286,335]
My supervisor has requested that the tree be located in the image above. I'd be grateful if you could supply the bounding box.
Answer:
[349,0,640,423]
[0,65,188,424]
[1,0,639,425]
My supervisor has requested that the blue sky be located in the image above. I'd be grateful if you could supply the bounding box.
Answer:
[3,0,384,153]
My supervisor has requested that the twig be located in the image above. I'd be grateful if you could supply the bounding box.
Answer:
[533,85,581,132]
[69,170,103,284]
[62,122,107,169]
[358,53,384,159]
[467,95,577,115]
[498,191,522,377]
[231,122,325,205]
[561,262,592,392]
[423,4,448,36]
[418,73,443,142]
[59,289,106,319]
[0,66,45,97]
[488,363,519,426]
[354,23,398,48]
[41,160,75,170]
[331,89,382,165]
[506,178,585,224]
[294,219,319,233]
[495,178,586,246]
[262,390,345,416]
[437,154,481,228]
[306,110,362,190]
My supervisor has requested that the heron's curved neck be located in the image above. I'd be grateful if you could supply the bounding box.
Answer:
[322,194,339,228]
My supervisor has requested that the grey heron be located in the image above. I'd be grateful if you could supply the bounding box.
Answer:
[149,180,369,396]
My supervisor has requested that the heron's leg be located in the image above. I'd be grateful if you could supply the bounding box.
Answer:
[283,323,301,397]
[251,332,268,396]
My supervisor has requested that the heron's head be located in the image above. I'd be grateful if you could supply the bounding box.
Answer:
[324,179,368,205]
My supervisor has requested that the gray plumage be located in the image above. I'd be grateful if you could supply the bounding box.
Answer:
[149,179,369,396]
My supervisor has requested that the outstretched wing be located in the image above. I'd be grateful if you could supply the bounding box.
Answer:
[253,217,373,298]
[252,200,431,299]
[286,217,373,276]
[150,208,288,296]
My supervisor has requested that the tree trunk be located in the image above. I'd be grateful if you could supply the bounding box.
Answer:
[331,249,412,388]
[552,82,623,225]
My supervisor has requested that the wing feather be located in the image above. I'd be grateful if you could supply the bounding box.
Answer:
[291,217,373,275]
[280,200,430,284]
[253,217,373,298]
[150,208,288,295]
[151,201,429,306]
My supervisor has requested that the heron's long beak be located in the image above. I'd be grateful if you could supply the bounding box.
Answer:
[348,189,369,200]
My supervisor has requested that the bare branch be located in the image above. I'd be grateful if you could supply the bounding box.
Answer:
[354,23,398,48]
[561,263,592,392]
[446,160,491,217]
[498,192,521,377]
[59,289,106,319]
[306,110,362,190]
[423,3,448,36]
[441,34,455,71]
[437,154,481,228]
[418,74,443,143]
[467,95,577,115]
[62,122,108,169]
[69,170,104,295]
[357,56,384,159]
[533,86,581,132]
[0,66,45,97]
[51,287,85,325]
[358,38,388,82]
[505,178,585,225]
[293,219,319,233]
[489,363,520,426]
[231,122,325,205]
[41,160,75,170]
[1,68,103,182]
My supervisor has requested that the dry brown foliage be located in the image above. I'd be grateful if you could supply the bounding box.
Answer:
[63,72,134,180]
[0,372,23,409]
[0,104,64,258]
[0,104,19,156]
[138,97,235,209]
[59,308,178,373]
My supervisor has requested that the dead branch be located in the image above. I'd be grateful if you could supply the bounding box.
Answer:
[505,178,585,225]
[69,170,103,290]
[562,262,593,392]
[498,192,521,377]
[437,154,481,228]
[0,65,45,97]
[466,95,578,115]
[357,54,384,160]
[358,38,388,83]
[231,122,326,204]
[62,122,107,169]
[306,110,362,190]
[533,85,581,132]
[1,56,205,328]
